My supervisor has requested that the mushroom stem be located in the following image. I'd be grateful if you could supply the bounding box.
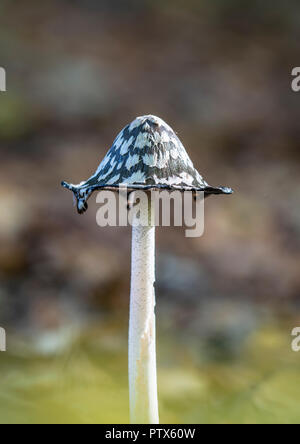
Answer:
[129,197,159,424]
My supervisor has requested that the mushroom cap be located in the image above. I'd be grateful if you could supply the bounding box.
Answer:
[62,115,233,213]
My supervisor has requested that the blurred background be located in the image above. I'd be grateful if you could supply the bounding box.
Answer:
[0,0,300,424]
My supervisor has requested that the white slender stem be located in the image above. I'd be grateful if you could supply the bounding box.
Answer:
[129,199,159,424]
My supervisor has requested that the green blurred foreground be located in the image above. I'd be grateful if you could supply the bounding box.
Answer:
[0,319,299,424]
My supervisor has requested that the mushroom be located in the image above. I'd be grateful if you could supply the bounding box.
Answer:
[62,115,232,424]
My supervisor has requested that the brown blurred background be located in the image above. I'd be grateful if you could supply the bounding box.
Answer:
[0,0,300,424]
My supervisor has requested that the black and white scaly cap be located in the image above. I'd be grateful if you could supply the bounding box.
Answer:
[62,115,233,213]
